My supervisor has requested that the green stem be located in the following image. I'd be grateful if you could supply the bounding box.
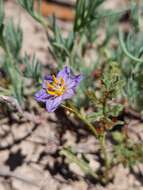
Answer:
[60,148,98,179]
[34,13,49,28]
[61,104,98,137]
[99,134,110,180]
[119,30,143,63]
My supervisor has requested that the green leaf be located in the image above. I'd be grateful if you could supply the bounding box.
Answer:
[0,0,4,27]
[119,30,143,63]
[108,104,124,117]
[3,20,23,58]
[8,65,23,103]
[74,0,104,32]
[23,54,41,80]
[16,0,47,27]
[112,132,125,143]
[86,110,104,122]
[0,0,4,48]
[16,0,34,15]
[60,147,97,178]
[102,61,125,98]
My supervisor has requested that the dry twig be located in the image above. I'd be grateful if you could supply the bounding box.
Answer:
[0,95,23,114]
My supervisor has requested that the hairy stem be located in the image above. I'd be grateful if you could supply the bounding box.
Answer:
[99,134,110,180]
[119,29,143,63]
[61,104,98,137]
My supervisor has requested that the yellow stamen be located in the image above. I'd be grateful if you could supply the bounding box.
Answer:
[52,75,58,84]
[47,83,55,89]
[60,77,65,85]
[47,90,57,96]
[56,90,63,96]
[46,76,66,96]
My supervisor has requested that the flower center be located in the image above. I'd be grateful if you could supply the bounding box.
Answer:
[47,75,65,96]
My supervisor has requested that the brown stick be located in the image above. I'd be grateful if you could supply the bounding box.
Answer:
[35,1,75,21]
[124,107,143,121]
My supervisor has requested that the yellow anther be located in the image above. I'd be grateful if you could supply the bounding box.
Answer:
[60,77,65,85]
[47,90,57,96]
[52,75,58,84]
[47,83,55,89]
[46,76,66,96]
[56,90,63,96]
[60,85,64,91]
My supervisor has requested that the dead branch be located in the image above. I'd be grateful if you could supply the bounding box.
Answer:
[0,95,23,114]
[124,107,143,122]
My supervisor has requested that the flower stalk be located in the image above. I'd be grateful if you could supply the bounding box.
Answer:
[61,104,98,137]
[62,103,111,181]
[99,133,110,181]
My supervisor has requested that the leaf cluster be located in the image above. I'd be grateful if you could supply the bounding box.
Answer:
[119,29,143,111]
[112,132,143,167]
[0,0,41,104]
[86,62,124,130]
[16,0,47,26]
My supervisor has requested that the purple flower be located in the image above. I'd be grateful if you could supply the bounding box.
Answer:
[35,66,82,112]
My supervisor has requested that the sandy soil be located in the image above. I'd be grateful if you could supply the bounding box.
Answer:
[0,1,142,190]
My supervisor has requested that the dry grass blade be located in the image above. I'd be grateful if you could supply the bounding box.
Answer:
[0,95,23,114]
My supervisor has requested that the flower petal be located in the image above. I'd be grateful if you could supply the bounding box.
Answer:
[46,96,62,112]
[62,89,75,100]
[42,75,53,89]
[66,75,83,89]
[57,66,70,81]
[35,89,49,102]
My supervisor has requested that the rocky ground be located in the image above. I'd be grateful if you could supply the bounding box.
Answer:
[0,1,143,190]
